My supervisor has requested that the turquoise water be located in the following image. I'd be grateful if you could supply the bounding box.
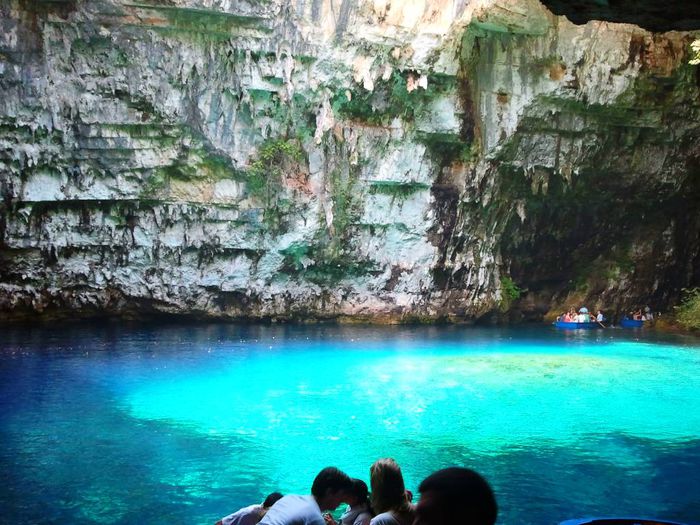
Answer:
[0,324,699,525]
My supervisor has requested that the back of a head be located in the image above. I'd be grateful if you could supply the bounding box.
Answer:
[262,492,284,509]
[348,478,370,505]
[370,458,408,514]
[311,467,352,499]
[417,467,497,525]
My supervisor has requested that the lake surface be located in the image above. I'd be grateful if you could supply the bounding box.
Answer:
[0,323,699,525]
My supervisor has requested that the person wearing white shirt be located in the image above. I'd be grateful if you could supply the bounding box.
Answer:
[260,467,352,525]
[216,493,284,525]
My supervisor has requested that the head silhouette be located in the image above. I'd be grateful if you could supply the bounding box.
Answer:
[311,467,352,511]
[414,467,497,525]
[262,492,284,509]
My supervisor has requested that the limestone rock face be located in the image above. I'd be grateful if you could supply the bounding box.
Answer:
[0,0,698,322]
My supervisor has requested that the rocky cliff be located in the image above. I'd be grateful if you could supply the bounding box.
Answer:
[1,0,698,323]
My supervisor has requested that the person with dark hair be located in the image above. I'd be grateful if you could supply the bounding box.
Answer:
[260,467,352,525]
[369,458,415,525]
[413,467,497,525]
[216,492,284,525]
[324,478,373,525]
[263,493,286,508]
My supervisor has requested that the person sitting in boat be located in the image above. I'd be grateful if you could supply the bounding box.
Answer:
[577,307,590,323]
[596,310,605,323]
[562,311,572,322]
[643,305,654,321]
[633,309,643,321]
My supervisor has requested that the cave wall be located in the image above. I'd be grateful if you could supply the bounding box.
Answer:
[0,0,698,322]
[459,10,700,319]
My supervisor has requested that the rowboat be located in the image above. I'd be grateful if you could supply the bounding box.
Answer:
[620,318,645,328]
[560,518,689,525]
[553,321,603,329]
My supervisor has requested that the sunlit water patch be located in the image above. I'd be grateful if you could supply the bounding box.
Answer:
[1,324,698,524]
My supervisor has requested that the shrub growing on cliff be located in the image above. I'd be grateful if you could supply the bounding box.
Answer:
[675,288,700,330]
[248,139,303,194]
[499,276,521,311]
[247,139,304,232]
[331,71,455,125]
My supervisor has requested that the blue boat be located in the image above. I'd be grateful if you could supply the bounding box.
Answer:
[620,318,645,328]
[560,518,689,525]
[554,321,603,329]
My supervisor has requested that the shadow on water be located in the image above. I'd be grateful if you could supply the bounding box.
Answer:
[393,434,700,525]
[0,350,275,524]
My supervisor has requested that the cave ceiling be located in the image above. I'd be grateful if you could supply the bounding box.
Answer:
[539,0,700,32]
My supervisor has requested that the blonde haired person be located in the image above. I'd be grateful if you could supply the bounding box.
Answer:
[369,459,415,525]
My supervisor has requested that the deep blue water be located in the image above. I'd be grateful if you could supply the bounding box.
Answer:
[0,323,699,525]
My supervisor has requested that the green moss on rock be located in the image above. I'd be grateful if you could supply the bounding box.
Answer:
[279,243,377,285]
[242,138,306,234]
[328,166,362,241]
[140,146,244,198]
[368,181,430,198]
[416,131,472,165]
[331,71,457,126]
[125,3,269,32]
